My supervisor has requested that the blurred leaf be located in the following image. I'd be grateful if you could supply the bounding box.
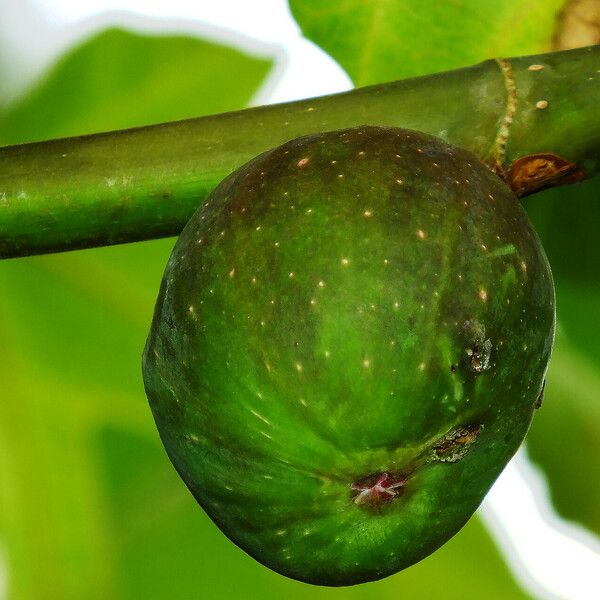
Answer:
[526,179,600,369]
[0,28,272,144]
[0,26,272,600]
[525,177,600,535]
[289,0,564,85]
[527,330,600,534]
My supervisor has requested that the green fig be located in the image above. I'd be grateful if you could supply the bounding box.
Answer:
[142,126,555,586]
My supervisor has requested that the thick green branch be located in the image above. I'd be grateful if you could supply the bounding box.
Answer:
[0,45,598,259]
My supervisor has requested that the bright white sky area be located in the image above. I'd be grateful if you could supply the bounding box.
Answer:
[1,2,599,599]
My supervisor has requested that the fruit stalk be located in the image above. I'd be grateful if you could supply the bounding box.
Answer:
[0,45,598,259]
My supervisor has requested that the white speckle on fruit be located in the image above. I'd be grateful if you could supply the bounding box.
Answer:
[393,301,400,310]
[318,280,325,288]
[251,276,257,285]
[528,63,544,71]
[417,229,426,239]
[419,362,426,372]
[263,474,273,480]
[338,173,344,179]
[306,208,313,214]
[341,257,350,266]
[363,209,373,217]
[521,261,527,272]
[295,362,303,373]
[250,408,271,426]
[288,271,295,278]
[256,225,261,231]
[536,100,549,110]
[324,350,331,358]
[275,529,286,536]
[479,289,488,302]
[395,178,403,185]
[362,358,371,369]
[299,397,308,407]
[310,298,317,305]
[228,268,235,278]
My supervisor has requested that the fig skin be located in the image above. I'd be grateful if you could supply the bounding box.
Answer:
[142,126,555,586]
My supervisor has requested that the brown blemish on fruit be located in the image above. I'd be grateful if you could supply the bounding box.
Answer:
[467,339,492,374]
[462,319,492,373]
[432,424,482,463]
[350,472,407,506]
[507,153,587,196]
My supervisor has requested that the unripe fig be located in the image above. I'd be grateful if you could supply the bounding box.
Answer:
[142,126,555,586]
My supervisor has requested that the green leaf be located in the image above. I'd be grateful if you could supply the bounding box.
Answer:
[0,27,272,144]
[527,179,600,369]
[289,0,564,85]
[527,331,600,534]
[0,27,272,600]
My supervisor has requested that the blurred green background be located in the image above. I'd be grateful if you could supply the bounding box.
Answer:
[0,1,598,599]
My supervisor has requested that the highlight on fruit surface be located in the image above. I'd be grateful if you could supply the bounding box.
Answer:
[142,125,555,586]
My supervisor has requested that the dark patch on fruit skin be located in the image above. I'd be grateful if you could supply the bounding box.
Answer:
[431,424,483,463]
[535,379,546,409]
[142,126,555,586]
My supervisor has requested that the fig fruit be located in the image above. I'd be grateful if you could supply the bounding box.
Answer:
[142,126,555,586]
